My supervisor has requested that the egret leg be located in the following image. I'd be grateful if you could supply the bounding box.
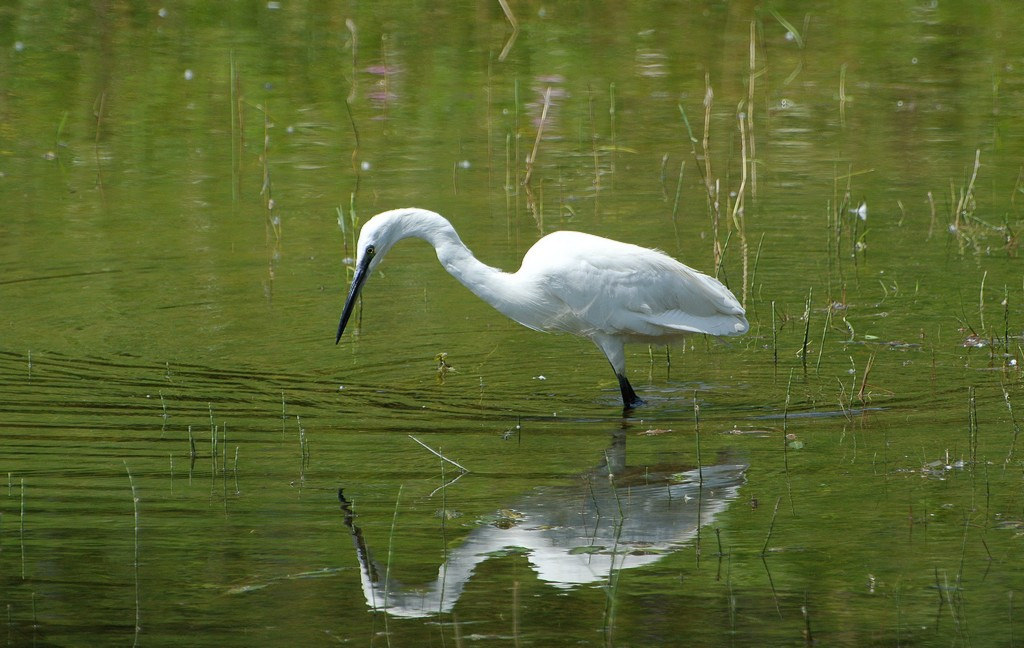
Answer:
[617,373,645,409]
[592,334,645,408]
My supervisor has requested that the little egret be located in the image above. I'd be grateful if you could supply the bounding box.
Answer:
[336,208,748,409]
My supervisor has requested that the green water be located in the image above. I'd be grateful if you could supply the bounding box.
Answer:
[2,1,1024,645]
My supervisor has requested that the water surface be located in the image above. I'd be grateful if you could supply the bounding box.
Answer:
[2,2,1024,645]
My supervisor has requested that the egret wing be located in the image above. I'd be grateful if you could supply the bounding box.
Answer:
[521,232,747,338]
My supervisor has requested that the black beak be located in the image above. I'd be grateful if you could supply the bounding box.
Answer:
[336,253,373,344]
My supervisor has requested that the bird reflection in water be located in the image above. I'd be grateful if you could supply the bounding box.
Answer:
[337,429,747,618]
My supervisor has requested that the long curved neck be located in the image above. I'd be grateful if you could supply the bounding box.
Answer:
[397,210,513,313]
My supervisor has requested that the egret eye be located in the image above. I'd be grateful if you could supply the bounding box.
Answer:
[366,245,376,256]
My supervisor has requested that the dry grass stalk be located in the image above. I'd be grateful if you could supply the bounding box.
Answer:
[522,86,552,188]
[732,112,750,306]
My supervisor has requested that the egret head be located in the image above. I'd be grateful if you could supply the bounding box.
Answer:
[335,209,428,343]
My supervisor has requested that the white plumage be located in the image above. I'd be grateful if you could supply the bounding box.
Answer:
[336,208,748,408]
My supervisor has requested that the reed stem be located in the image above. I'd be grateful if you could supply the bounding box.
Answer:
[123,462,141,641]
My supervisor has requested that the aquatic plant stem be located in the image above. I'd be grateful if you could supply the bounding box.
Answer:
[222,421,228,477]
[1004,388,1021,466]
[801,600,814,645]
[409,435,470,473]
[123,461,141,644]
[783,369,795,515]
[1003,286,1010,350]
[522,86,551,188]
[158,391,168,437]
[857,353,876,404]
[761,495,782,556]
[344,98,361,174]
[839,63,848,127]
[383,484,403,645]
[750,232,765,306]
[345,19,357,102]
[968,386,978,467]
[979,270,988,335]
[732,111,750,305]
[954,149,982,233]
[670,160,685,248]
[771,301,778,367]
[815,303,833,374]
[801,288,812,370]
[436,458,448,617]
[208,404,217,470]
[609,81,617,171]
[927,191,937,239]
[20,478,26,580]
[694,390,703,563]
[497,0,519,61]
[747,20,758,198]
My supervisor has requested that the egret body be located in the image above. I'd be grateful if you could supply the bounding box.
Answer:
[336,208,748,409]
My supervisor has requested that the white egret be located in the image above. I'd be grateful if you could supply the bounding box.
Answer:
[336,208,748,409]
